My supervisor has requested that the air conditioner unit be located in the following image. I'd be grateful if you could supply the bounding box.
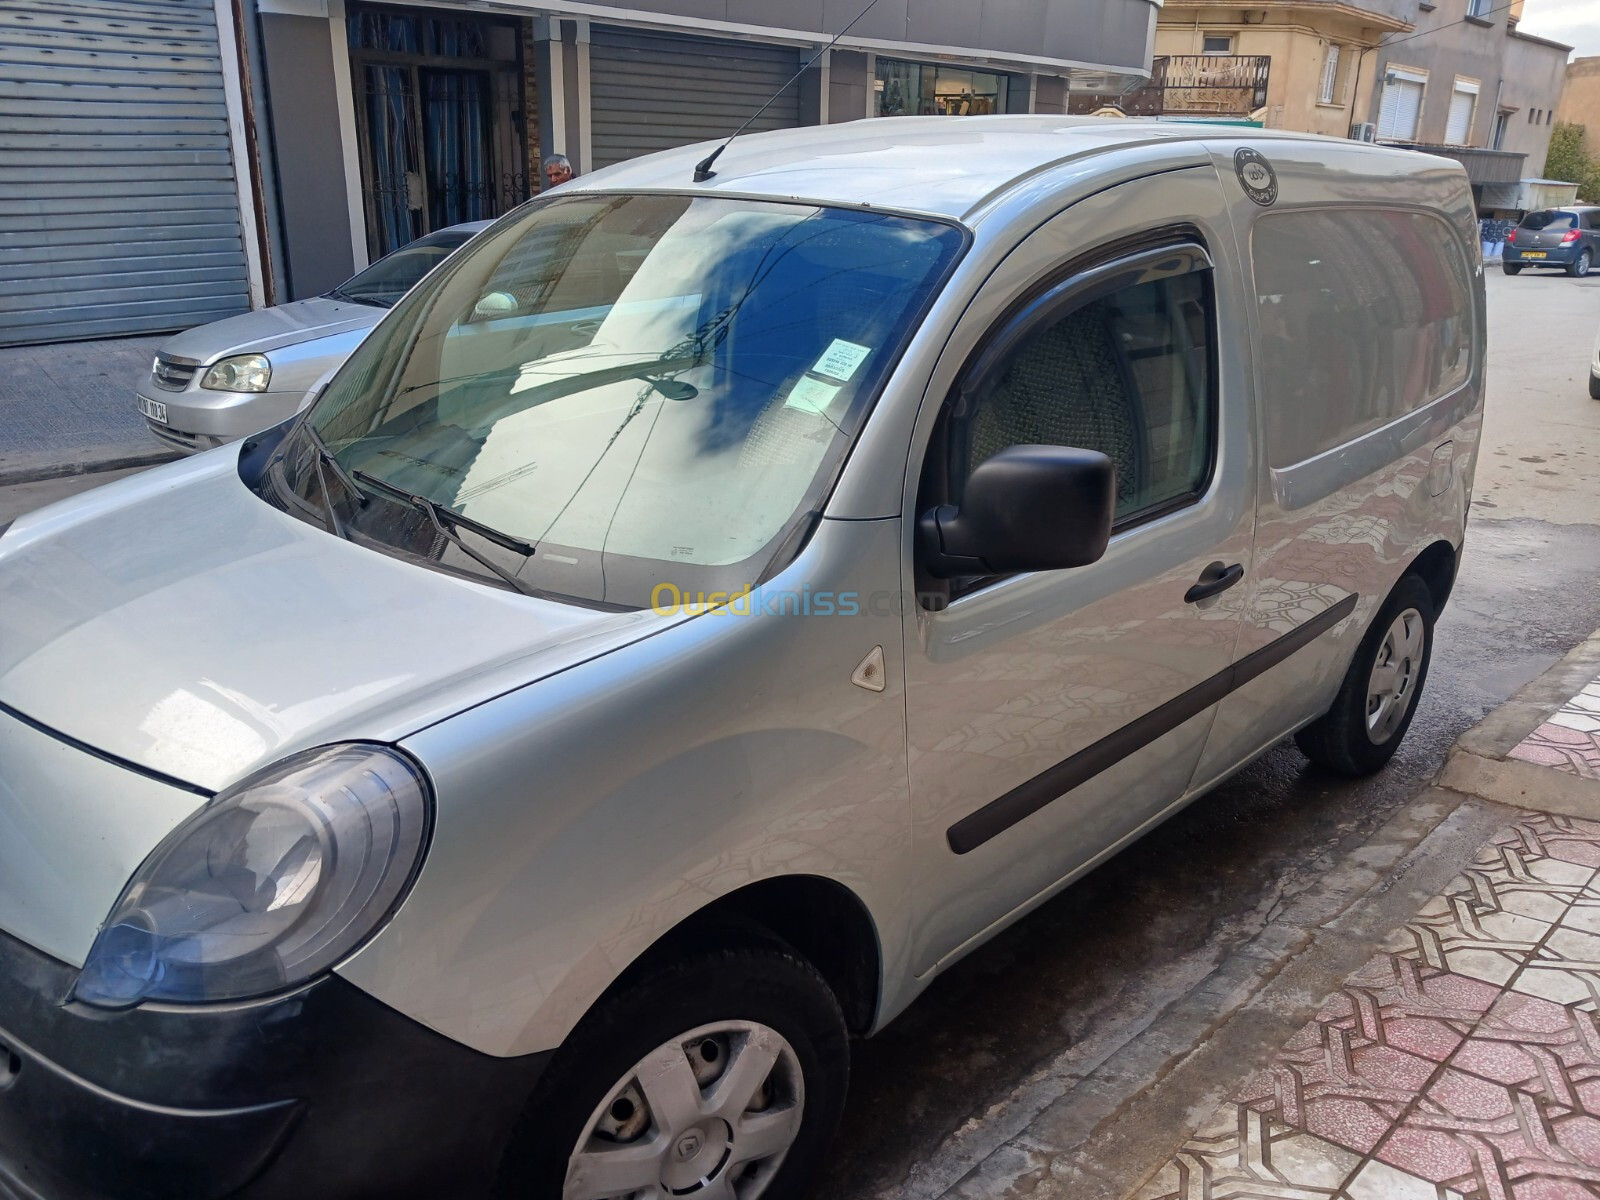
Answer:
[1349,122,1377,142]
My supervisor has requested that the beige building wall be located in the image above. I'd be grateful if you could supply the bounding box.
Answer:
[1154,4,1407,136]
[1501,32,1574,170]
[1557,57,1600,159]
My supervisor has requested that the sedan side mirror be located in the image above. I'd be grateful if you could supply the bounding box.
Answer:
[919,444,1116,579]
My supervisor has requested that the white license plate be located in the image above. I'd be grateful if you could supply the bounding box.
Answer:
[1523,251,1547,259]
[137,395,168,424]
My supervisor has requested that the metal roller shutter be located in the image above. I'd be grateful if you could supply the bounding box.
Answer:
[0,0,251,346]
[588,28,802,170]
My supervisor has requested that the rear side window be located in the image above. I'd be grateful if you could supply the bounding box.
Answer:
[1252,209,1473,468]
[1521,210,1576,231]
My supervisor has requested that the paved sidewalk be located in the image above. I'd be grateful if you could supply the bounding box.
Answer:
[1128,645,1600,1200]
[0,336,176,485]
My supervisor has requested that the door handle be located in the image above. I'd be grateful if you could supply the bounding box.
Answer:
[1185,561,1244,604]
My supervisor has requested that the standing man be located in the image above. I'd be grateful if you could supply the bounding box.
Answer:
[543,153,574,190]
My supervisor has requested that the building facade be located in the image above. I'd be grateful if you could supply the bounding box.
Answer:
[1144,3,1409,137]
[1071,0,1572,217]
[1556,56,1600,158]
[0,0,1160,344]
[1364,1,1571,211]
[253,0,1161,304]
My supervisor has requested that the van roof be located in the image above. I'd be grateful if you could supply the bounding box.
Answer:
[566,116,1427,222]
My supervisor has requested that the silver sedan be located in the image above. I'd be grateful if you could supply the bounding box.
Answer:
[136,221,492,452]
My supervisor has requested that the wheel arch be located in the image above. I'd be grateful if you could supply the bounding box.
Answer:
[608,875,883,1037]
[1406,538,1458,615]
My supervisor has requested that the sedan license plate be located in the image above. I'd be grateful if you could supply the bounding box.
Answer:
[1523,251,1548,259]
[137,395,168,424]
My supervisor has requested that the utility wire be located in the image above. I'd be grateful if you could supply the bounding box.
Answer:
[1378,0,1521,50]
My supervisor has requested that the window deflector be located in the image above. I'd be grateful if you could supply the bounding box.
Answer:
[921,240,1218,607]
[955,243,1214,408]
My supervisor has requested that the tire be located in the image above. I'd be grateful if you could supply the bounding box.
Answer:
[1590,372,1600,400]
[494,943,850,1200]
[1569,249,1593,278]
[1295,575,1435,777]
[1502,263,1523,275]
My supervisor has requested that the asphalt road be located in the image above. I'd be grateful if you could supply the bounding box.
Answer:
[2,267,1598,1199]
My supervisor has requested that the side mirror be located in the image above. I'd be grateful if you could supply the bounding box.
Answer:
[919,444,1115,579]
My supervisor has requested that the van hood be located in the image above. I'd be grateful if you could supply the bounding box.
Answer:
[158,296,384,364]
[0,454,675,793]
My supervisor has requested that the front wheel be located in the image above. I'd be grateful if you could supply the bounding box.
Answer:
[1569,249,1593,278]
[1502,263,1523,275]
[1295,575,1435,776]
[495,944,850,1200]
[1590,371,1600,400]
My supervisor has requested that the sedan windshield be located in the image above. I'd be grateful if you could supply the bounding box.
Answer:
[332,228,477,307]
[281,194,964,608]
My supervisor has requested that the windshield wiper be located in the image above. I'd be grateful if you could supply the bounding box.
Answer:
[326,285,386,308]
[298,425,367,539]
[351,469,540,597]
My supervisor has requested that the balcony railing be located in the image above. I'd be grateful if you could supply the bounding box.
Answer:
[1069,55,1271,119]
[1384,143,1526,185]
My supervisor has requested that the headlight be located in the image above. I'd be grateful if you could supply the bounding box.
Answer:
[75,744,431,1008]
[200,354,271,393]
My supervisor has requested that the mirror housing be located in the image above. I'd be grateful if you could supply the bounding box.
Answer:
[919,444,1115,579]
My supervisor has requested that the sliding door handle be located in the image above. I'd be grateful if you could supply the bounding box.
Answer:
[1185,561,1244,604]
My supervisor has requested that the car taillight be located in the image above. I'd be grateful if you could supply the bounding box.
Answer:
[1506,229,1517,243]
[1563,229,1582,243]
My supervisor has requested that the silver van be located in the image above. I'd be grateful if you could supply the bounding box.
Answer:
[0,118,1481,1200]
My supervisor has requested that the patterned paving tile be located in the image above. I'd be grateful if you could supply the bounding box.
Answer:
[1340,1158,1466,1198]
[1130,816,1600,1200]
[1382,823,1593,987]
[1133,1104,1362,1199]
[1236,955,1502,1155]
[1509,681,1600,781]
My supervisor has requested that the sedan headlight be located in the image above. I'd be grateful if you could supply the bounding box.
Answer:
[75,744,431,1008]
[200,354,272,393]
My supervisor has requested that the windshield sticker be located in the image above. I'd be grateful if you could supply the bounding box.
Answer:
[812,339,871,383]
[1233,147,1278,207]
[784,376,844,415]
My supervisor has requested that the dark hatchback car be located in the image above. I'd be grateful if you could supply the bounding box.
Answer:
[1503,206,1600,277]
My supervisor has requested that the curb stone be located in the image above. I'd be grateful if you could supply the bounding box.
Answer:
[0,449,180,489]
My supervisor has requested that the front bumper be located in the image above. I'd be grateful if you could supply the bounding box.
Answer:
[137,386,308,452]
[0,927,551,1200]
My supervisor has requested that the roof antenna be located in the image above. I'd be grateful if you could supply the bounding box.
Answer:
[693,0,884,183]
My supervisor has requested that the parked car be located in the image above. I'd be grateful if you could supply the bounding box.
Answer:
[0,119,1481,1200]
[1501,205,1600,277]
[136,221,493,452]
[1592,319,1600,399]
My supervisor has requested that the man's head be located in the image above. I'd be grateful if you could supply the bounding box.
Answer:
[543,154,573,188]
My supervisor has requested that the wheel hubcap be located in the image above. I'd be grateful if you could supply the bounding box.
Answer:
[1366,607,1424,744]
[564,1021,804,1200]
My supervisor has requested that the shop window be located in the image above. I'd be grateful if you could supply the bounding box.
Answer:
[875,60,1010,117]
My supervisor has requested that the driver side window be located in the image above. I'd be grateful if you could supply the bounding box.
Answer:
[943,256,1217,529]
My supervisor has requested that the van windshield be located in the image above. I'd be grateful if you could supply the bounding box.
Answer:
[1520,210,1577,231]
[284,194,964,609]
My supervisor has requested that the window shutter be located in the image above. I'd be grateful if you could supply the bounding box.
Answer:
[1320,45,1341,104]
[1378,77,1424,141]
[1446,81,1477,145]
